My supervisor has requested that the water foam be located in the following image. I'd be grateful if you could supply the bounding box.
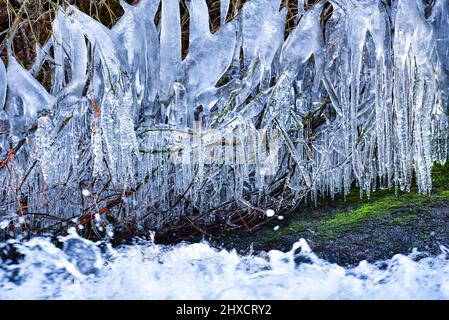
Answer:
[1,232,449,300]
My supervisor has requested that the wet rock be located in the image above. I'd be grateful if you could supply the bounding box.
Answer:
[293,246,313,266]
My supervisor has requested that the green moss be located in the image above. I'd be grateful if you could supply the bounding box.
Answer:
[214,163,449,251]
[269,220,314,241]
[318,196,403,237]
[437,190,449,198]
[431,162,449,191]
[314,161,449,238]
[314,185,447,237]
[316,188,449,238]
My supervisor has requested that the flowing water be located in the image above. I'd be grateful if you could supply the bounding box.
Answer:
[1,231,449,300]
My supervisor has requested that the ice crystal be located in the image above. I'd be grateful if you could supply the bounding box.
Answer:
[0,0,447,232]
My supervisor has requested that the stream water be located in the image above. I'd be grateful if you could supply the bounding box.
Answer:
[1,231,449,300]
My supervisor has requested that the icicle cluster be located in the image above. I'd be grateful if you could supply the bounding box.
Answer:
[0,0,448,233]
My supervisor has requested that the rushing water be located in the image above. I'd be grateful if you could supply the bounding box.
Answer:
[1,230,449,300]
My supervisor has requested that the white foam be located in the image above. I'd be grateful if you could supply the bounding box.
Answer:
[1,235,448,300]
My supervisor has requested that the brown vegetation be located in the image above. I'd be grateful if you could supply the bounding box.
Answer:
[0,0,323,69]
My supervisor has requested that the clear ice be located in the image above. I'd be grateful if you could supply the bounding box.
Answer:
[0,0,448,233]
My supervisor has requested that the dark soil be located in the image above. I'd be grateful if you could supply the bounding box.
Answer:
[207,163,449,266]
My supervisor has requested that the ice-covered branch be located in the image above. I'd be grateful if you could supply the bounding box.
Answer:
[0,0,448,236]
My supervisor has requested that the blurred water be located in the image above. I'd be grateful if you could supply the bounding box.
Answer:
[1,230,449,300]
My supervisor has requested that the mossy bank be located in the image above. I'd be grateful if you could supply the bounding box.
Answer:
[211,163,449,266]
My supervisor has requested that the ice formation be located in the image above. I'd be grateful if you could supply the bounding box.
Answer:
[0,0,448,235]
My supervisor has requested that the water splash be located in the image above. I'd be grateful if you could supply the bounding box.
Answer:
[1,234,449,299]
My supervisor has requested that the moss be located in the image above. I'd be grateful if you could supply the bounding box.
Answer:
[317,196,403,237]
[269,220,314,241]
[431,162,449,191]
[312,162,449,238]
[317,189,449,238]
[213,163,449,253]
[436,190,449,198]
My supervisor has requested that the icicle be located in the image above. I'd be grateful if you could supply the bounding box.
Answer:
[113,1,146,79]
[65,5,128,87]
[168,82,187,127]
[140,0,161,117]
[393,0,437,193]
[221,0,230,26]
[52,9,88,102]
[30,39,53,77]
[159,0,182,103]
[430,0,449,112]
[241,0,286,69]
[52,9,68,95]
[182,0,237,107]
[0,0,447,232]
[0,59,6,109]
[0,59,7,159]
[34,115,56,184]
[280,3,322,70]
[6,54,55,130]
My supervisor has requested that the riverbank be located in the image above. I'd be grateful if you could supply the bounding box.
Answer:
[208,163,449,266]
[3,163,448,267]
